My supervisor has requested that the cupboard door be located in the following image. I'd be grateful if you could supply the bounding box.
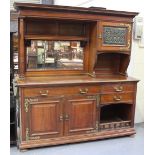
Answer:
[97,22,132,52]
[24,97,63,141]
[65,95,98,135]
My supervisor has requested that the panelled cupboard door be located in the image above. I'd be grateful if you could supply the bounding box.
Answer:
[97,22,132,52]
[24,97,63,141]
[64,95,99,135]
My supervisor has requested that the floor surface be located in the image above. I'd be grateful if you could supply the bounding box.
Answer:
[10,123,144,155]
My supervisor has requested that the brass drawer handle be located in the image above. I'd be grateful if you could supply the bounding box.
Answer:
[114,86,123,92]
[65,114,69,121]
[79,88,88,94]
[39,90,48,96]
[113,95,122,101]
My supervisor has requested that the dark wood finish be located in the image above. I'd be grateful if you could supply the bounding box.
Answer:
[97,22,132,52]
[94,53,131,76]
[100,92,134,104]
[100,104,133,123]
[119,54,131,75]
[65,95,97,135]
[24,35,88,41]
[14,3,138,19]
[19,128,136,149]
[25,19,58,35]
[101,82,135,93]
[25,19,87,36]
[18,18,25,78]
[88,22,97,73]
[17,75,138,86]
[15,3,138,21]
[15,3,137,77]
[15,2,139,150]
[23,85,100,97]
[26,97,63,140]
[100,120,131,130]
[95,53,121,75]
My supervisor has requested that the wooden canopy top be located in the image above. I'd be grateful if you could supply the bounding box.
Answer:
[14,2,138,18]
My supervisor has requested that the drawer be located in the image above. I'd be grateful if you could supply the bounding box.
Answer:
[24,85,100,97]
[101,83,135,94]
[100,92,134,104]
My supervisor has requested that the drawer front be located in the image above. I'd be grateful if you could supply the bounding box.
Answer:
[100,92,134,104]
[24,85,100,97]
[101,83,135,94]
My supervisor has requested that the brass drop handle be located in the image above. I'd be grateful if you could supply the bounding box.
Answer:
[98,34,102,39]
[59,115,63,121]
[114,86,123,92]
[65,114,69,121]
[79,88,88,94]
[113,95,122,101]
[39,90,48,96]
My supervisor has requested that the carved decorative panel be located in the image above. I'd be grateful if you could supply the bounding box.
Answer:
[103,27,127,45]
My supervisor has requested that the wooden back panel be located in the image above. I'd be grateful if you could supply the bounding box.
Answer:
[94,53,131,76]
[94,53,120,75]
[25,19,86,36]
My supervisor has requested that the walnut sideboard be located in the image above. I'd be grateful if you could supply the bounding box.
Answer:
[14,3,139,150]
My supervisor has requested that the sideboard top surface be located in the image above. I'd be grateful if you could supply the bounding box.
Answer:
[17,75,139,87]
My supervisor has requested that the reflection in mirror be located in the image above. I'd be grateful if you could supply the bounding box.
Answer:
[26,40,84,70]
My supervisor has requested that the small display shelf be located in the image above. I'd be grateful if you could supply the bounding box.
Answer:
[100,103,132,130]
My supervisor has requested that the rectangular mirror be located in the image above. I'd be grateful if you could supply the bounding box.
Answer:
[26,40,84,70]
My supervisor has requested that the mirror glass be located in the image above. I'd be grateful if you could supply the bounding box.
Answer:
[26,40,84,70]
